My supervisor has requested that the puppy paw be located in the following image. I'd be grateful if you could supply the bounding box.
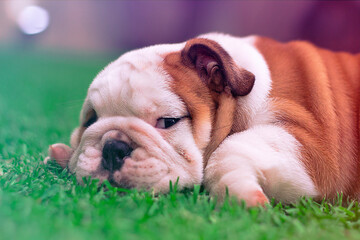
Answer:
[46,143,73,168]
[210,179,270,207]
[245,189,269,207]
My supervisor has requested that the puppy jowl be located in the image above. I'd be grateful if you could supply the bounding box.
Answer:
[48,33,360,207]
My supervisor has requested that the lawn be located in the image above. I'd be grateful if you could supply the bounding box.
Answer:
[1,48,360,240]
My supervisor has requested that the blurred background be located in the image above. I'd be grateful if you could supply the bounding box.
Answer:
[1,0,360,54]
[0,0,359,158]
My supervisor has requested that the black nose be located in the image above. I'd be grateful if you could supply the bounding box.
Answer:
[102,140,133,172]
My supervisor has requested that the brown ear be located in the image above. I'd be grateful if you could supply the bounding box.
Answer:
[181,38,255,97]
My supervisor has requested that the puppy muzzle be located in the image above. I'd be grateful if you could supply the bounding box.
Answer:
[68,116,195,191]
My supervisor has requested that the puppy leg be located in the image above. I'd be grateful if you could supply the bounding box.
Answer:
[204,125,318,206]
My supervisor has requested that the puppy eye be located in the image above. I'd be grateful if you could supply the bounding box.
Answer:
[155,118,181,129]
[83,110,97,128]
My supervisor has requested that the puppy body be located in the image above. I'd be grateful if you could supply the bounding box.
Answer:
[49,33,360,206]
[256,37,360,201]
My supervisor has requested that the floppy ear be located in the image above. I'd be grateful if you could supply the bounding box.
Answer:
[181,38,255,97]
[47,143,73,168]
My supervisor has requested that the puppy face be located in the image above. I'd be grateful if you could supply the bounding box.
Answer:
[68,43,207,192]
[49,37,255,192]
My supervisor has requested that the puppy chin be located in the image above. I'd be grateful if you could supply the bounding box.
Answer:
[111,155,169,189]
[73,147,169,190]
[69,116,203,192]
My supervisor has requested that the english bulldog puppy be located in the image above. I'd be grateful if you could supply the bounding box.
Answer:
[47,33,360,206]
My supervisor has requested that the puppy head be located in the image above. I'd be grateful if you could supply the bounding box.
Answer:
[49,37,255,192]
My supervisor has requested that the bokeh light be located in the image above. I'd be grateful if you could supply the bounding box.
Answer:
[17,5,49,35]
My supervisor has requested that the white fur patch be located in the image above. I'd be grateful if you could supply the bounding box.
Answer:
[204,121,319,204]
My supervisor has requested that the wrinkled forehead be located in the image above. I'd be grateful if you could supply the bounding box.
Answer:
[85,43,186,119]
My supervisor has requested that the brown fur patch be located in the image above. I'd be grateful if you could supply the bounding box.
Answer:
[162,38,254,167]
[203,93,236,164]
[256,37,360,199]
[181,38,255,97]
[163,51,215,150]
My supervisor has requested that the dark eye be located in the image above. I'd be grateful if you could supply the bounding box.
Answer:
[155,118,181,129]
[83,110,97,128]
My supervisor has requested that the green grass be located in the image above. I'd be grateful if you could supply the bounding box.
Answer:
[1,48,360,240]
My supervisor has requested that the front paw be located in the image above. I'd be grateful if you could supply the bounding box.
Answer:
[44,143,73,168]
[244,189,269,207]
[205,162,269,207]
[214,183,269,207]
